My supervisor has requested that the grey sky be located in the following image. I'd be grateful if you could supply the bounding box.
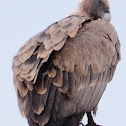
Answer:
[0,0,126,126]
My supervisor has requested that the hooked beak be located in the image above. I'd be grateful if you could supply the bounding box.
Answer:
[102,8,111,22]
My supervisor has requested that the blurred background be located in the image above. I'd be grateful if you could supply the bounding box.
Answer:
[0,0,125,125]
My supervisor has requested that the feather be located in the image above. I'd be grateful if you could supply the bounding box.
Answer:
[67,25,80,38]
[109,66,116,81]
[43,35,54,50]
[85,67,91,86]
[38,32,46,42]
[51,31,66,44]
[52,54,61,66]
[52,68,63,87]
[22,55,36,72]
[37,45,53,58]
[33,84,56,126]
[13,55,22,66]
[59,71,69,93]
[35,74,47,95]
[19,71,30,78]
[28,118,39,126]
[17,91,26,117]
[29,58,41,79]
[49,23,60,35]
[58,17,71,27]
[75,65,84,77]
[18,46,37,63]
[53,36,67,51]
[67,72,76,97]
[60,23,73,32]
[25,81,33,91]
[48,67,56,78]
[14,77,28,97]
[32,90,44,115]
[12,64,22,75]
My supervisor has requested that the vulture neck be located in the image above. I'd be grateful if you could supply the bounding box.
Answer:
[74,0,99,20]
[75,11,90,19]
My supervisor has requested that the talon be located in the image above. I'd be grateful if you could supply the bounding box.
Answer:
[86,112,102,126]
[85,125,102,126]
[80,122,85,126]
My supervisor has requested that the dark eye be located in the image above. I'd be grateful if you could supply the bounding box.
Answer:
[104,8,110,13]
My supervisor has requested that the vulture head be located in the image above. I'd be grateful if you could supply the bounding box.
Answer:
[77,0,111,21]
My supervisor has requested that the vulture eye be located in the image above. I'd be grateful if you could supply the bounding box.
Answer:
[104,8,110,13]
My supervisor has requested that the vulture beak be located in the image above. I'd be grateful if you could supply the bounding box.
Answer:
[102,8,111,22]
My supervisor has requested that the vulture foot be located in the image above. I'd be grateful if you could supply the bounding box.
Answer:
[80,122,85,126]
[85,112,102,126]
[80,122,101,126]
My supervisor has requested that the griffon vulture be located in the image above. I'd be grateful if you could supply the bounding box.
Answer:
[12,0,120,126]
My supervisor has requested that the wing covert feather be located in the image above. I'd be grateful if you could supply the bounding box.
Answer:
[12,15,90,125]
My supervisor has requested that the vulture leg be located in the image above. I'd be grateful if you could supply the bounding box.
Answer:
[86,112,102,126]
[61,113,85,126]
[62,117,78,126]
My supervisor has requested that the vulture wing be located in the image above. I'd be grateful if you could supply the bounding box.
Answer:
[12,15,120,126]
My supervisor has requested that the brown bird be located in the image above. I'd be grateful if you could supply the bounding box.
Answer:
[12,0,120,126]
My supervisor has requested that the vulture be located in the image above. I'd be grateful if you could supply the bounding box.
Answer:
[12,0,120,126]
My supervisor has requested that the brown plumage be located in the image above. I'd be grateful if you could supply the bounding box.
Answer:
[12,0,120,126]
